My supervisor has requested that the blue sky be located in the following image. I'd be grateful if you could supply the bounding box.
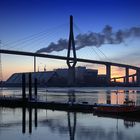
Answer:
[1,0,140,39]
[0,0,140,80]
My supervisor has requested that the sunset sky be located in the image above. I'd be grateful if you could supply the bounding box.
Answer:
[0,0,140,80]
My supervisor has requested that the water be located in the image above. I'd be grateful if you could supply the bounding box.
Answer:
[0,87,140,140]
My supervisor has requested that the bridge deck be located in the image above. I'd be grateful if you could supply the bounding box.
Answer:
[0,49,139,70]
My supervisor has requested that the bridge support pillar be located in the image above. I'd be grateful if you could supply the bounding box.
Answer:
[114,78,116,82]
[136,68,140,86]
[34,56,36,73]
[106,64,111,86]
[125,67,129,85]
[123,77,126,83]
[132,76,135,83]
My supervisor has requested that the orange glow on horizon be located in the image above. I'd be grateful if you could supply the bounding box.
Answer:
[1,55,137,82]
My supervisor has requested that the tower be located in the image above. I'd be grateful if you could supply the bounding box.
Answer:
[67,15,77,86]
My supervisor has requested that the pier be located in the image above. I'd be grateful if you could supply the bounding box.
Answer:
[0,96,94,113]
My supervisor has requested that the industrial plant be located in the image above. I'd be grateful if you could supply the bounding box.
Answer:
[5,66,108,87]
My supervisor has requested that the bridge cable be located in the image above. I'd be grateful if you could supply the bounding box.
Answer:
[74,23,105,61]
[2,23,68,47]
[74,23,115,63]
[2,23,68,52]
[72,24,92,60]
[3,26,67,52]
[16,26,68,52]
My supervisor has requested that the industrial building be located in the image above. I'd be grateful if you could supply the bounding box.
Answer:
[5,66,108,87]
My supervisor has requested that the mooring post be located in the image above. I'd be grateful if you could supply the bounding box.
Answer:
[22,73,26,100]
[34,78,37,101]
[29,73,32,100]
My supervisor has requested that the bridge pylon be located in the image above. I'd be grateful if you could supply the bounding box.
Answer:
[66,15,77,86]
[106,64,111,86]
[125,67,129,86]
[136,68,140,86]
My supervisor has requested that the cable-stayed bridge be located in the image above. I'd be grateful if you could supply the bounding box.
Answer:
[0,48,139,86]
[0,16,140,86]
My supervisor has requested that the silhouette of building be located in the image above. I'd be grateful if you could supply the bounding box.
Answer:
[5,66,108,87]
[97,74,108,86]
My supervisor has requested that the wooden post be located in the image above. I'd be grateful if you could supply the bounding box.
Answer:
[22,73,26,100]
[29,73,32,100]
[34,78,37,100]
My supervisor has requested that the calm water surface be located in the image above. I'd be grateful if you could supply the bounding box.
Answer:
[0,87,140,140]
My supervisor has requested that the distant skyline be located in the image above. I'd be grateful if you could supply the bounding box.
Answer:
[0,0,140,80]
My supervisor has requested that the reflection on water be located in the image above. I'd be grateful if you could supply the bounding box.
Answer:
[68,112,76,140]
[0,87,140,105]
[0,107,140,140]
[21,107,77,140]
[0,87,140,140]
[22,107,37,134]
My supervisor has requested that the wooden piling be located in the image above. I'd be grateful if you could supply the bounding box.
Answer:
[29,73,32,100]
[22,73,26,100]
[34,78,37,100]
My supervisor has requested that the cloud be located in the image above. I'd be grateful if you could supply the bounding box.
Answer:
[36,25,140,53]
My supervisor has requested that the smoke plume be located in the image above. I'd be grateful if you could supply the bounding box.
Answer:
[36,25,140,53]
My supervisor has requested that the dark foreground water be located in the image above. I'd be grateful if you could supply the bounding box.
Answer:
[0,87,140,140]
